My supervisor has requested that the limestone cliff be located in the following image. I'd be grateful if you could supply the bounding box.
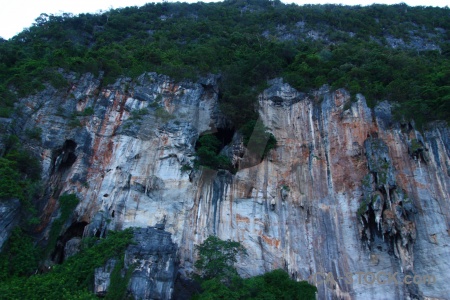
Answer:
[14,73,450,299]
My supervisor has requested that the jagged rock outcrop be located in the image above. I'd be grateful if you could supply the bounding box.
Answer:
[125,227,178,300]
[94,258,118,297]
[64,237,81,259]
[15,73,450,299]
[93,227,177,299]
[0,198,20,250]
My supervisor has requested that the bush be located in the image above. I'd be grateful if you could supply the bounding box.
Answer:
[195,135,233,171]
[0,136,42,202]
[0,158,23,200]
[129,108,149,120]
[0,229,134,299]
[79,107,94,116]
[195,236,247,282]
[25,127,43,141]
[0,228,39,279]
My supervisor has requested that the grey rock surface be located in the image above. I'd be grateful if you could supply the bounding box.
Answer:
[0,199,20,250]
[94,258,117,297]
[64,237,82,259]
[125,227,177,300]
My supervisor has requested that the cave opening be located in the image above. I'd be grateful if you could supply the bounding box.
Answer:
[214,127,235,149]
[58,140,77,170]
[362,204,386,251]
[195,127,235,152]
[51,221,88,264]
[51,139,78,173]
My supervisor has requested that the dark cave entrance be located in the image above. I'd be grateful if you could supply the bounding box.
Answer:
[195,127,235,152]
[58,140,77,170]
[360,197,397,255]
[213,127,235,149]
[51,221,88,264]
[51,139,78,174]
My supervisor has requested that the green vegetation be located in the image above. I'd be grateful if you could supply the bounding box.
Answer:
[180,164,193,173]
[194,236,316,299]
[129,108,149,120]
[0,134,41,213]
[410,138,424,157]
[154,107,174,122]
[0,228,134,299]
[193,269,317,300]
[106,256,134,300]
[25,126,43,141]
[0,228,40,279]
[195,134,233,171]
[0,1,448,127]
[282,185,291,192]
[195,236,247,282]
[78,106,95,116]
[68,114,83,128]
[357,199,369,216]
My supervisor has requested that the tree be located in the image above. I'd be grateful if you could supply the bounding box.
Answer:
[194,236,247,283]
[195,135,232,170]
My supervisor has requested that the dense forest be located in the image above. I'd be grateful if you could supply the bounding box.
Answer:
[0,0,449,298]
[0,0,449,126]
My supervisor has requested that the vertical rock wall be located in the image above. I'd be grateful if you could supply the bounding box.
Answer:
[17,74,450,299]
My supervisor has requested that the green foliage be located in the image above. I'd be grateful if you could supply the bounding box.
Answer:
[154,107,174,122]
[129,108,149,120]
[194,269,317,300]
[0,229,134,299]
[194,237,316,299]
[195,236,247,282]
[25,126,43,141]
[105,256,134,300]
[195,135,233,171]
[357,200,369,216]
[68,114,83,128]
[180,164,193,173]
[0,135,41,204]
[5,149,42,181]
[78,107,94,116]
[240,119,277,159]
[0,228,39,279]
[0,1,448,128]
[282,185,290,192]
[0,158,23,200]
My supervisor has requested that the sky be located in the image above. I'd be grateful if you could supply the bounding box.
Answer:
[0,0,447,39]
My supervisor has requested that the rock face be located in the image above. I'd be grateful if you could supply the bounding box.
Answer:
[125,227,178,300]
[94,259,118,297]
[16,73,450,299]
[0,198,20,250]
[94,227,177,299]
[64,237,81,259]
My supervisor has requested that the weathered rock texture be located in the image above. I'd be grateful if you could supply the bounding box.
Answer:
[94,258,118,297]
[0,198,20,250]
[94,227,177,299]
[125,227,178,300]
[16,73,450,299]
